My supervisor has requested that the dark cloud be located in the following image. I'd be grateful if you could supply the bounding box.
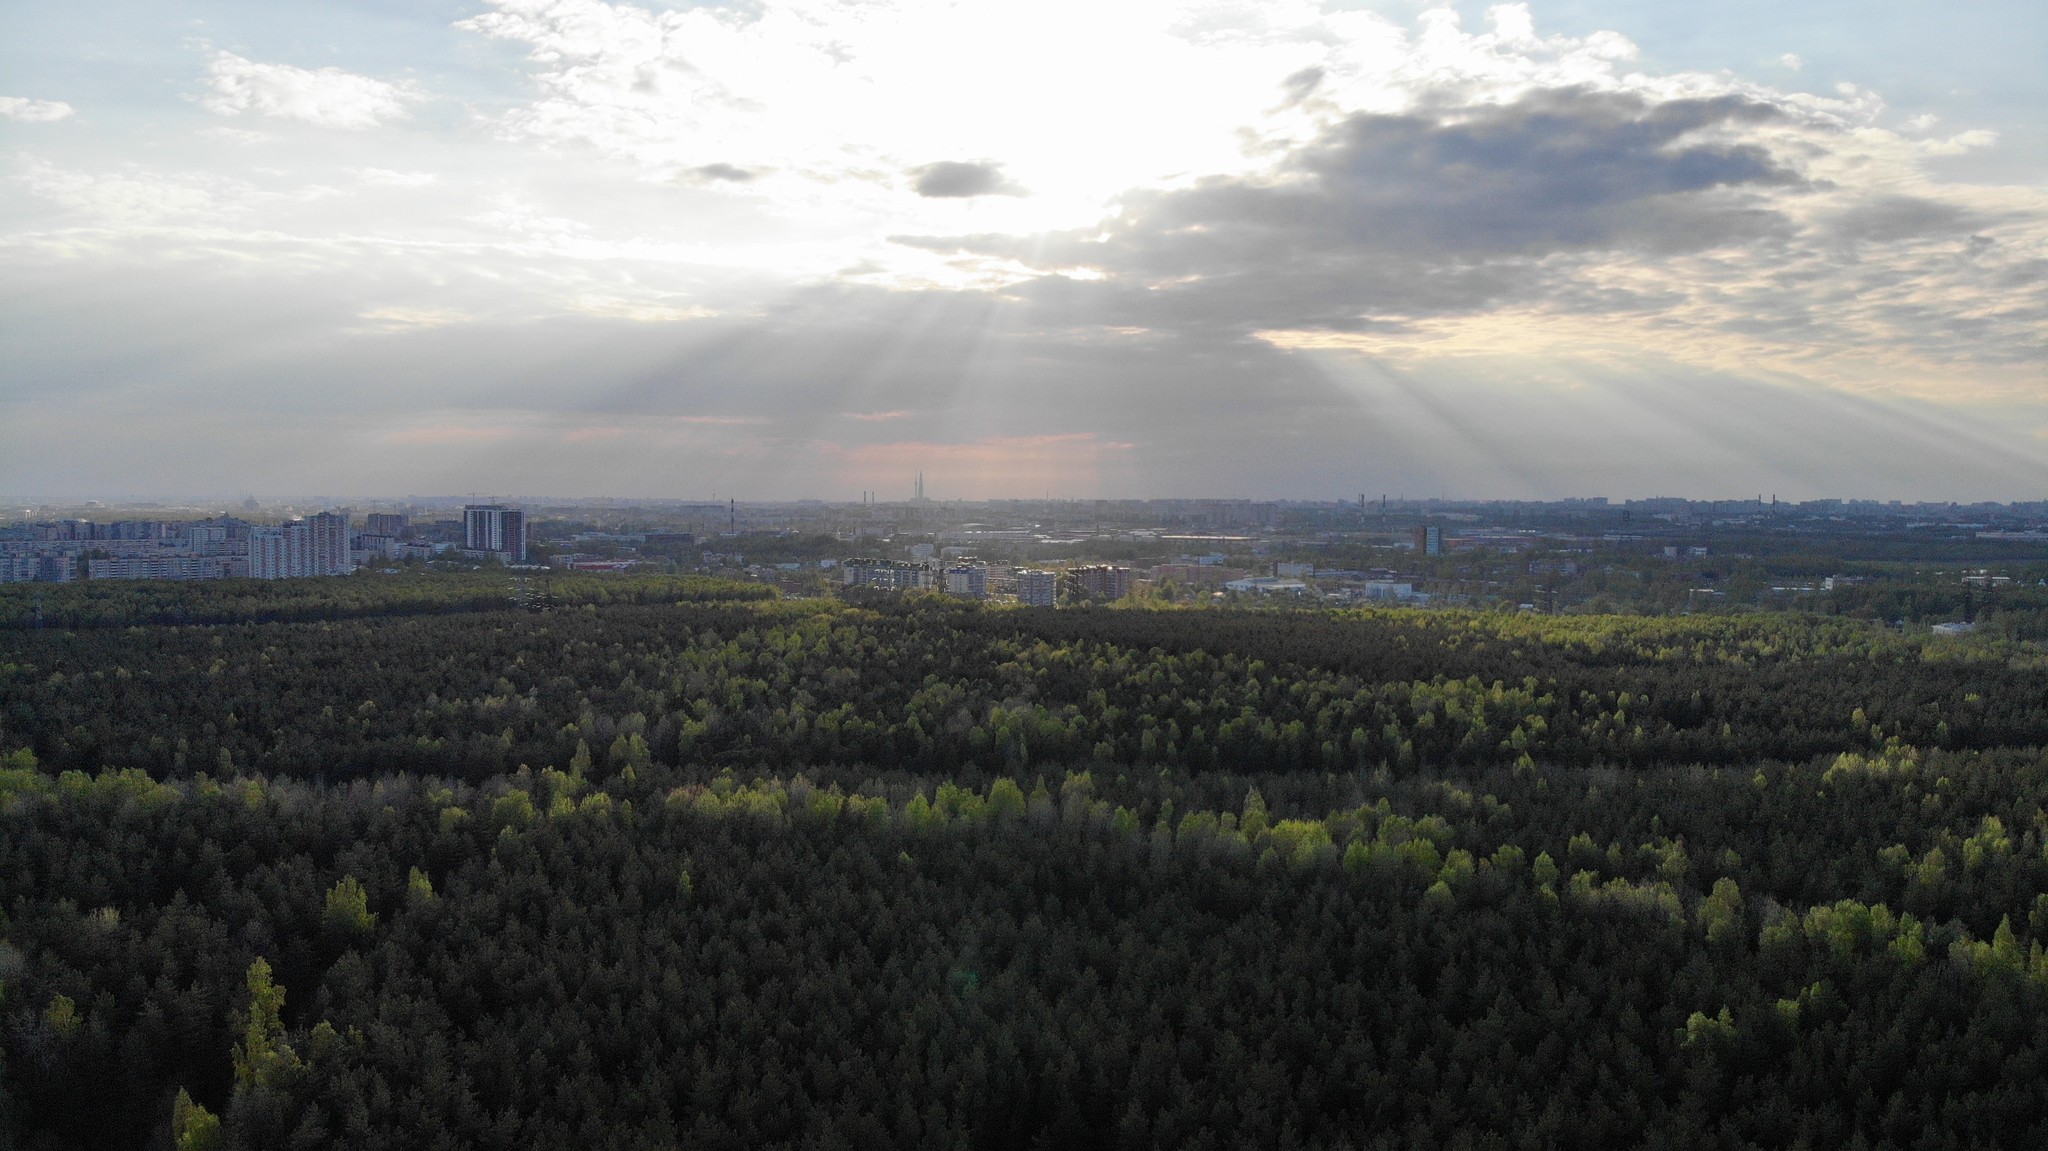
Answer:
[689,163,756,183]
[1279,67,1324,108]
[1282,89,1797,254]
[1827,195,1983,242]
[912,160,1022,198]
[899,88,1803,335]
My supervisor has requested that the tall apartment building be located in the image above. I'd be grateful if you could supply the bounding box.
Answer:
[1071,565,1132,601]
[464,504,528,563]
[365,512,409,538]
[1016,569,1058,608]
[248,526,289,580]
[249,510,353,579]
[308,510,350,575]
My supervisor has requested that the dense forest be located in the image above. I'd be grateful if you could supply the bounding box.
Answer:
[5,578,2048,1148]
[0,572,771,631]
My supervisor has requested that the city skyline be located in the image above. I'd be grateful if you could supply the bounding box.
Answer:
[4,0,2045,501]
[23,486,2048,512]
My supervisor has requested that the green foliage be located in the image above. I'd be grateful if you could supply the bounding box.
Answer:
[1682,1006,1737,1049]
[490,789,535,831]
[405,866,435,905]
[43,993,78,1039]
[232,958,297,1094]
[987,777,1026,819]
[1701,877,1744,947]
[172,1088,221,1151]
[0,570,771,630]
[322,876,377,936]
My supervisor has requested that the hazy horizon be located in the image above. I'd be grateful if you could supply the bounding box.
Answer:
[8,488,2043,512]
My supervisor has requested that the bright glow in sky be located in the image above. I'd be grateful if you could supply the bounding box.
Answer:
[2,0,2044,500]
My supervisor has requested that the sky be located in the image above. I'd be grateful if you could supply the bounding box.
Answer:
[2,0,2044,503]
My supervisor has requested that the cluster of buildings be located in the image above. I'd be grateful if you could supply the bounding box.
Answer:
[1,516,261,584]
[831,550,1433,607]
[837,559,1130,607]
[1,504,529,583]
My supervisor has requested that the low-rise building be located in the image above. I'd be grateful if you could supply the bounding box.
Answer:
[88,555,246,581]
[1224,577,1309,595]
[842,558,936,591]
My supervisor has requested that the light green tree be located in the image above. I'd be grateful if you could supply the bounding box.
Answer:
[233,958,299,1093]
[172,1087,222,1151]
[1700,877,1744,947]
[323,875,377,936]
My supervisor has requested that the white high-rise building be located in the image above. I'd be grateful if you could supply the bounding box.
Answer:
[249,526,290,579]
[464,504,528,563]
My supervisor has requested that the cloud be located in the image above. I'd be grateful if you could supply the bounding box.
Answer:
[1278,67,1325,108]
[451,0,1417,230]
[7,1,2048,501]
[902,88,1805,337]
[1826,195,1985,243]
[196,126,271,145]
[912,161,1022,198]
[384,424,518,445]
[568,296,720,322]
[354,307,476,333]
[689,163,755,183]
[203,52,418,129]
[349,168,439,188]
[15,156,265,227]
[0,97,75,123]
[447,0,1896,291]
[888,70,2046,401]
[1203,88,1787,263]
